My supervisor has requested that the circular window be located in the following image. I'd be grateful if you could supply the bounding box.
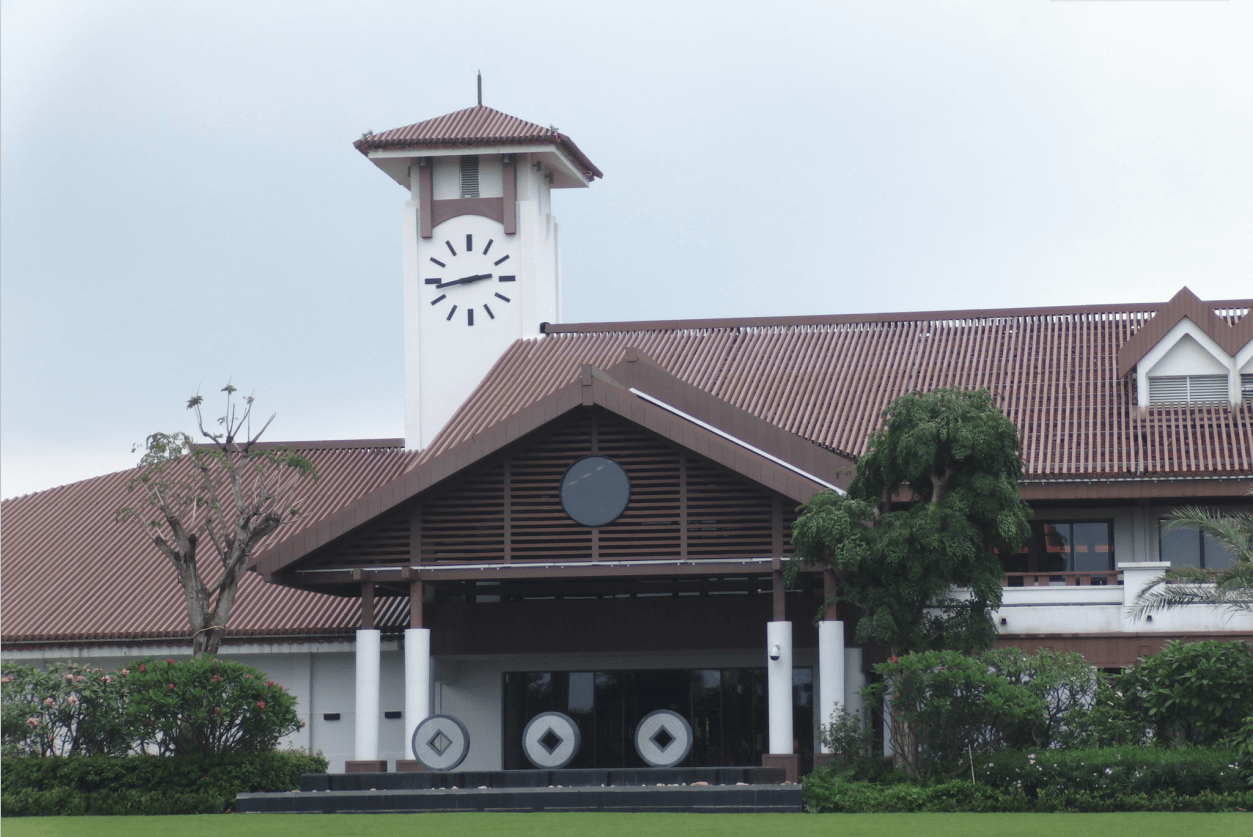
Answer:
[560,455,630,527]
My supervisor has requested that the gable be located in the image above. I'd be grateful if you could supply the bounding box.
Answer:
[283,406,799,587]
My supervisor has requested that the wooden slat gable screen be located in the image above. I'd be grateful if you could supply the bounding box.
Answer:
[314,505,411,569]
[422,408,792,563]
[297,407,796,571]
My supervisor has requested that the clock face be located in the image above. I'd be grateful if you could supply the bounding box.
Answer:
[424,225,516,327]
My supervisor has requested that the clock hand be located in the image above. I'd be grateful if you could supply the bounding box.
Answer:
[435,273,492,289]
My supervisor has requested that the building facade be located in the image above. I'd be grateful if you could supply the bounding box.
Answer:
[3,103,1251,776]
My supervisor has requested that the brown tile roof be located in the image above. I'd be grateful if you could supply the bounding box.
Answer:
[427,298,1253,479]
[1,440,420,647]
[353,105,602,179]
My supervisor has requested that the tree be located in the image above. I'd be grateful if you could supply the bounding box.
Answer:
[1132,501,1253,618]
[117,385,317,656]
[789,388,1031,654]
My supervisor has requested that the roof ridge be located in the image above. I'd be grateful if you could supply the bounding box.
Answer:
[543,297,1253,335]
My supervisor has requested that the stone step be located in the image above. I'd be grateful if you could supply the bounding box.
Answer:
[301,766,784,792]
[237,783,801,814]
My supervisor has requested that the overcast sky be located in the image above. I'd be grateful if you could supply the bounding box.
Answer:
[2,0,1250,500]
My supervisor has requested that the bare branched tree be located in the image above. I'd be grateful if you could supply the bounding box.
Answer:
[117,385,317,656]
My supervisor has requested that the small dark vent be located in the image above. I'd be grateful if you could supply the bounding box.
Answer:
[323,713,341,721]
[460,155,480,198]
[384,711,402,720]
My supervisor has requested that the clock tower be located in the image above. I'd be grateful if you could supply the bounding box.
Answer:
[355,101,602,450]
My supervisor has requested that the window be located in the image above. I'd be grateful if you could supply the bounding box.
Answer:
[1148,375,1228,404]
[1242,373,1253,401]
[998,520,1115,576]
[1159,520,1237,570]
[459,155,480,198]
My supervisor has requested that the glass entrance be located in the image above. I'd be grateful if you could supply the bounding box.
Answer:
[503,666,813,771]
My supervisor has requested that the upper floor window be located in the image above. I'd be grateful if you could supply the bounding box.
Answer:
[1159,520,1237,570]
[998,520,1114,574]
[1242,373,1253,401]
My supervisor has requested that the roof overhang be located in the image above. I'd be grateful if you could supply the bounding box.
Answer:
[367,142,593,190]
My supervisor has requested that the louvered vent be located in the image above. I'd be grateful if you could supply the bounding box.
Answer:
[459,155,480,198]
[1148,374,1229,404]
[1243,374,1253,401]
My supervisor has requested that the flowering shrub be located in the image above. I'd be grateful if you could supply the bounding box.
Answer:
[126,656,300,756]
[2,657,301,758]
[1,662,132,757]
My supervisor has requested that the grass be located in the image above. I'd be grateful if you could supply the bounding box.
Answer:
[0,813,1245,837]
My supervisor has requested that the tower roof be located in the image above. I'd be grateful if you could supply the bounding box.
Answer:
[354,105,602,180]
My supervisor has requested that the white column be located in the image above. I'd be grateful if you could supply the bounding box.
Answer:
[354,629,381,762]
[817,620,845,753]
[404,628,431,759]
[766,620,793,755]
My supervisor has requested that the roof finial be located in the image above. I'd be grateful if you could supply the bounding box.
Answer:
[477,71,482,106]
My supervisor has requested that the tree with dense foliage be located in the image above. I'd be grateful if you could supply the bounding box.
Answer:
[1132,501,1253,619]
[789,387,1031,654]
[117,386,316,656]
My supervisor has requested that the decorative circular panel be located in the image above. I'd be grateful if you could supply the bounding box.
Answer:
[634,709,693,768]
[560,455,631,527]
[411,714,470,771]
[522,711,582,769]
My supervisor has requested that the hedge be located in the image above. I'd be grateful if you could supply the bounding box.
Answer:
[802,774,1253,813]
[0,750,327,816]
[804,746,1251,813]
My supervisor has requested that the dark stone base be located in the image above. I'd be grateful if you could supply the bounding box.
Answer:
[302,766,784,792]
[812,752,833,771]
[344,760,387,773]
[235,767,800,814]
[236,784,801,814]
[761,754,798,784]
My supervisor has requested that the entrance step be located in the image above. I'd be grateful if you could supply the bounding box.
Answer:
[237,783,801,814]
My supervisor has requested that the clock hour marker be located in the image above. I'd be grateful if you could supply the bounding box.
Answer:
[482,239,494,256]
[429,258,446,268]
[493,254,510,266]
[467,308,474,326]
[445,240,457,256]
[446,304,458,321]
[495,292,511,302]
[425,278,442,285]
[466,234,473,252]
[483,304,495,320]
[498,275,516,282]
[431,294,446,305]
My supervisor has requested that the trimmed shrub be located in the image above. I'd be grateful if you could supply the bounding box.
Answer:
[0,750,327,815]
[1119,640,1253,746]
[868,650,1044,781]
[975,745,1246,797]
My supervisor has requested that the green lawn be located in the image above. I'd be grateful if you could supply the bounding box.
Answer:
[1,813,1245,837]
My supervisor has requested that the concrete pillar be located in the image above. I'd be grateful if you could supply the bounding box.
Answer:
[1120,561,1171,631]
[766,620,793,754]
[817,620,845,753]
[354,629,381,762]
[404,628,431,758]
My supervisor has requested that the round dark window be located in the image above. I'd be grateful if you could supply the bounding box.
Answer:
[560,455,630,528]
